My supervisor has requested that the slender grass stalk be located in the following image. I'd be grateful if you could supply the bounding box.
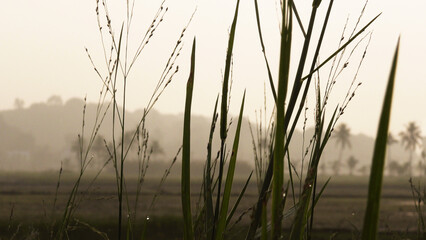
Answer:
[111,23,125,240]
[271,1,292,238]
[245,143,274,240]
[55,1,186,239]
[361,39,399,240]
[52,162,62,218]
[226,171,253,227]
[204,96,219,239]
[310,177,331,212]
[247,0,327,237]
[253,0,277,102]
[55,94,113,239]
[140,146,181,240]
[215,0,241,236]
[284,0,321,129]
[220,0,240,141]
[289,114,325,240]
[181,38,197,240]
[301,13,381,81]
[215,92,246,240]
[117,25,128,240]
[282,3,324,231]
[52,1,402,239]
[289,102,338,240]
[284,0,333,142]
[289,0,307,37]
[246,4,380,240]
[260,200,268,240]
[409,179,426,239]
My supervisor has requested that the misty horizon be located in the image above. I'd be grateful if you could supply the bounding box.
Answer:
[6,94,426,138]
[1,95,424,177]
[1,0,426,136]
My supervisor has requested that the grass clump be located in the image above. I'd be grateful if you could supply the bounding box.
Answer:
[10,0,417,240]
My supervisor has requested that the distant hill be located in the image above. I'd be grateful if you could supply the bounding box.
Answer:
[0,97,419,175]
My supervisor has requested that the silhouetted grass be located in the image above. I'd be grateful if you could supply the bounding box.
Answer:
[9,0,421,239]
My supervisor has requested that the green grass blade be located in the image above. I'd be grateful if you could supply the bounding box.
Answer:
[253,0,277,102]
[215,0,241,234]
[311,177,331,210]
[283,0,334,154]
[245,144,274,240]
[181,38,197,240]
[226,171,253,227]
[361,39,399,240]
[220,0,240,141]
[246,1,330,238]
[205,96,219,239]
[117,22,126,240]
[285,2,320,126]
[307,175,322,239]
[289,0,307,37]
[303,176,332,235]
[215,92,246,240]
[254,0,308,103]
[319,106,339,152]
[281,180,290,218]
[272,1,292,239]
[286,144,297,206]
[289,113,325,240]
[261,200,268,240]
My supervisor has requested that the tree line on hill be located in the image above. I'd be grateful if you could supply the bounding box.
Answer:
[0,96,424,177]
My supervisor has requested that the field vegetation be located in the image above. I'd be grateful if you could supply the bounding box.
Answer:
[1,0,425,239]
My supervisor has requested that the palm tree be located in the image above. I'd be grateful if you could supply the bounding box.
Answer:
[388,160,401,176]
[386,132,398,176]
[358,165,369,176]
[150,140,164,159]
[332,160,340,175]
[347,156,359,176]
[333,123,351,174]
[399,122,422,176]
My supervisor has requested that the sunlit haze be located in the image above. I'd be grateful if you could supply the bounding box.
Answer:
[1,0,425,136]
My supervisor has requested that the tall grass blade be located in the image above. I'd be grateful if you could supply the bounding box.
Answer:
[253,0,309,103]
[226,171,253,227]
[261,201,268,240]
[117,22,126,240]
[311,177,331,210]
[289,0,307,37]
[285,1,320,120]
[181,38,197,240]
[286,0,335,156]
[215,92,246,240]
[289,111,327,240]
[245,144,274,240]
[409,179,426,239]
[247,2,333,237]
[215,0,241,234]
[265,7,335,228]
[253,0,277,102]
[271,0,292,238]
[361,39,399,240]
[220,0,240,141]
[282,2,322,222]
[205,96,219,239]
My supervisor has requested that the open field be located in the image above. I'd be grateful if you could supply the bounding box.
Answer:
[0,172,423,239]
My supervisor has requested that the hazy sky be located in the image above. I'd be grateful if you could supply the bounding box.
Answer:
[1,0,425,136]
